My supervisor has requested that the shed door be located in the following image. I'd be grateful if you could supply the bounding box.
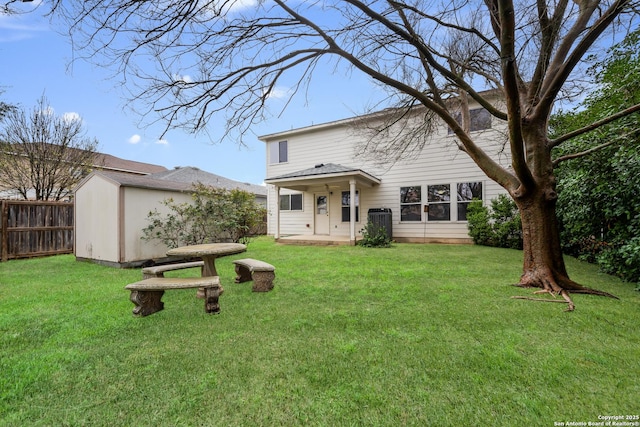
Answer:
[315,194,329,235]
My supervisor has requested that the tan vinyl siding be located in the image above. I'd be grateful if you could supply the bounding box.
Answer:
[263,100,511,242]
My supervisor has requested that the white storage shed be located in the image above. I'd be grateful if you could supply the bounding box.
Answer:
[74,171,193,267]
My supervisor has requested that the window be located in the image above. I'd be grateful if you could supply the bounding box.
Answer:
[427,184,450,221]
[341,190,359,222]
[400,186,422,221]
[448,108,492,133]
[279,193,302,211]
[269,140,288,164]
[457,182,483,221]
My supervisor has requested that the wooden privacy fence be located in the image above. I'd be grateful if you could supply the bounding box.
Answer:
[1,200,74,261]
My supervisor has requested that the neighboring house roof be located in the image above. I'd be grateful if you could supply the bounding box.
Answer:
[1,143,168,176]
[85,170,194,192]
[151,166,267,197]
[264,163,381,191]
[96,153,168,175]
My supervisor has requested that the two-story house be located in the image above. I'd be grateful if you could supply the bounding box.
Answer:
[260,95,511,245]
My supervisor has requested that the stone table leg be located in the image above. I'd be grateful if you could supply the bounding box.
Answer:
[204,285,223,314]
[197,255,219,298]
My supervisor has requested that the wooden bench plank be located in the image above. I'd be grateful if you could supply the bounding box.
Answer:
[125,276,222,317]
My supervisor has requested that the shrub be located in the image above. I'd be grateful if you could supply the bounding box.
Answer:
[466,200,493,246]
[142,184,267,248]
[358,222,392,248]
[596,236,640,286]
[467,195,522,249]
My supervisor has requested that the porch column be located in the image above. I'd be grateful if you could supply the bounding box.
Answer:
[274,186,281,240]
[349,179,356,245]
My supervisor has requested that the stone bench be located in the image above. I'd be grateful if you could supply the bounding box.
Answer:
[232,258,275,292]
[142,261,205,279]
[125,276,221,317]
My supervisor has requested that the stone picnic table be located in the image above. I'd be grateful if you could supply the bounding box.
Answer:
[166,242,247,277]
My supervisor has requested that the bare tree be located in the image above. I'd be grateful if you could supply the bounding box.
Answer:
[32,0,640,309]
[0,95,99,200]
[0,90,15,121]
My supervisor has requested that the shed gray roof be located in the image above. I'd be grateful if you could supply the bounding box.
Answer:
[93,171,194,192]
[151,167,266,196]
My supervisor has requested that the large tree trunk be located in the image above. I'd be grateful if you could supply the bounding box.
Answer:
[513,179,618,311]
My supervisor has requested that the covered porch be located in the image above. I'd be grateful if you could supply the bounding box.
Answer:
[264,163,381,246]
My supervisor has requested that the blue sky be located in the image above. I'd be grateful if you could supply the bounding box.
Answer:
[0,4,382,185]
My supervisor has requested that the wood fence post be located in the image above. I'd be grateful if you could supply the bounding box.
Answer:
[1,200,8,262]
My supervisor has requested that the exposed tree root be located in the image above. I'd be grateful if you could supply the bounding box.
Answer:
[512,269,618,312]
[511,292,575,311]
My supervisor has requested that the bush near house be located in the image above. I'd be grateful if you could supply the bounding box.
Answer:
[466,195,523,250]
[142,183,267,247]
[358,222,392,248]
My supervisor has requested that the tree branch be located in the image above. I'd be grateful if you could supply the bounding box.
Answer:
[535,0,630,119]
[552,138,620,166]
[549,103,640,147]
[497,0,534,193]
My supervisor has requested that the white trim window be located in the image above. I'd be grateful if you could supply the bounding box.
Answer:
[400,186,422,222]
[269,140,288,164]
[341,190,359,222]
[456,182,483,221]
[427,184,451,221]
[448,108,492,134]
[279,193,302,211]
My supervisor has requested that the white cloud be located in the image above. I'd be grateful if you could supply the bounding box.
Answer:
[155,139,169,145]
[227,0,258,12]
[128,134,141,144]
[263,86,291,100]
[38,106,55,117]
[63,112,81,123]
[0,6,48,43]
[201,0,258,17]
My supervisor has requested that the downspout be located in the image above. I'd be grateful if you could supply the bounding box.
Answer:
[274,185,281,240]
[349,179,356,245]
[118,185,125,263]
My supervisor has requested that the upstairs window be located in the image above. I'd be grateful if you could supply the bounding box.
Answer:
[448,108,492,134]
[400,186,422,221]
[269,140,288,164]
[427,184,450,221]
[457,182,483,221]
[279,193,302,211]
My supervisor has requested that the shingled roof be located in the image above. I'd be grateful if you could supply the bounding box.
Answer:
[151,167,266,196]
[90,170,194,192]
[264,163,381,191]
[266,163,367,180]
[96,153,168,175]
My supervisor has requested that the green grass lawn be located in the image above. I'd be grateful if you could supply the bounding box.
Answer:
[1,237,638,426]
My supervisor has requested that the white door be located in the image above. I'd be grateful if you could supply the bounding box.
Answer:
[315,194,330,235]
